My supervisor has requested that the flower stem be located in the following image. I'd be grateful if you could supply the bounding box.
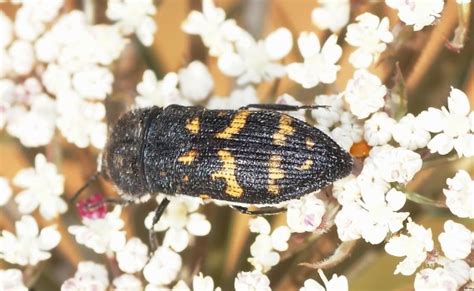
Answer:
[421,152,461,169]
[405,191,447,208]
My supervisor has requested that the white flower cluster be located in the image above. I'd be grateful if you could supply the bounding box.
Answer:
[248,217,291,272]
[0,269,28,291]
[0,0,158,149]
[0,215,60,266]
[311,0,350,33]
[0,155,63,275]
[106,0,157,46]
[13,153,67,220]
[135,60,214,108]
[385,219,472,290]
[334,145,420,244]
[68,206,126,254]
[183,0,293,86]
[418,88,474,157]
[386,0,444,31]
[443,170,473,219]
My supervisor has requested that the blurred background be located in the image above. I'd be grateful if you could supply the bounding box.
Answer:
[0,0,473,290]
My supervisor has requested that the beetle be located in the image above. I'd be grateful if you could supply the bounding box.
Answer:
[74,104,353,244]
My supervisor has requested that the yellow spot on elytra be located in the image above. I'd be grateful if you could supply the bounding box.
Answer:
[182,175,189,183]
[306,137,315,149]
[178,149,198,165]
[299,159,313,171]
[215,110,250,139]
[185,117,200,134]
[273,115,294,146]
[268,155,284,195]
[211,150,243,197]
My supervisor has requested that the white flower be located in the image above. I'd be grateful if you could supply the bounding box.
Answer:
[248,217,291,272]
[218,27,292,85]
[62,261,109,291]
[0,12,13,49]
[442,259,471,288]
[414,267,459,291]
[113,274,143,291]
[178,61,214,102]
[8,40,35,75]
[72,65,114,100]
[415,260,470,291]
[15,0,63,30]
[300,269,348,291]
[287,194,325,233]
[56,90,107,149]
[182,0,247,57]
[356,162,389,197]
[385,219,434,276]
[116,237,149,273]
[363,112,396,146]
[370,145,422,184]
[35,31,61,63]
[106,0,157,46]
[90,25,127,66]
[358,188,409,244]
[330,112,364,151]
[145,196,210,252]
[193,273,221,291]
[0,215,60,266]
[234,270,271,291]
[344,69,387,119]
[13,154,66,220]
[311,94,344,128]
[332,174,361,206]
[346,13,393,68]
[143,246,182,287]
[335,203,364,241]
[136,70,185,108]
[311,0,350,33]
[0,177,12,206]
[438,220,472,260]
[0,269,28,291]
[386,0,444,31]
[443,170,473,219]
[207,86,259,110]
[41,64,72,95]
[13,7,44,42]
[287,33,341,89]
[417,87,474,157]
[392,113,430,150]
[6,94,56,147]
[68,206,126,254]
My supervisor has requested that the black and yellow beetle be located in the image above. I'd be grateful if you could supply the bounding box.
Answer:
[96,103,353,233]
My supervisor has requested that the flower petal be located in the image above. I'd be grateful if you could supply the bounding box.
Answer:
[297,32,320,59]
[448,87,470,116]
[217,52,244,76]
[265,27,292,60]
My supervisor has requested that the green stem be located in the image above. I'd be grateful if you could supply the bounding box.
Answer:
[405,191,447,208]
[422,152,461,169]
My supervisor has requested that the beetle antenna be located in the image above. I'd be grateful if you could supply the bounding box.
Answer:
[70,172,101,203]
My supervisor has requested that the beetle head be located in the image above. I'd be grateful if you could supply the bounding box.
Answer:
[102,107,155,197]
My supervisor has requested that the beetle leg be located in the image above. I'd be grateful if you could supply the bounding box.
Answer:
[148,198,171,250]
[240,104,329,112]
[231,205,286,215]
